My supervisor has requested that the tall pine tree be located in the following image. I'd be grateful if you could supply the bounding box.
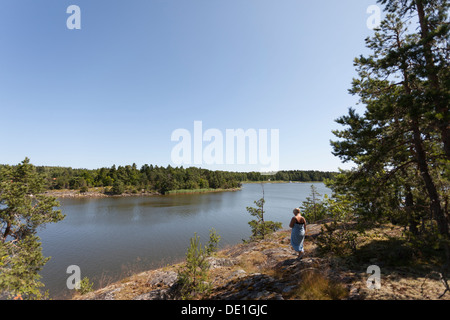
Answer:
[330,0,449,262]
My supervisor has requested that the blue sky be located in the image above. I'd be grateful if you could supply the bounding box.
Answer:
[0,0,380,172]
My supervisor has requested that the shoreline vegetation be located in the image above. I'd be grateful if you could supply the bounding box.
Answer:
[42,186,243,198]
[165,187,241,195]
[42,181,325,198]
[240,180,325,184]
[16,163,336,198]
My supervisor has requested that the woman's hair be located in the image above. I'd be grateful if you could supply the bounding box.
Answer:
[293,208,301,214]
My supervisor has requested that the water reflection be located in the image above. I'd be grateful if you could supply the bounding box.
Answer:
[39,183,330,298]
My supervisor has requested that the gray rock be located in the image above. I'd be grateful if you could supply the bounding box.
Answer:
[94,288,121,300]
[282,285,297,293]
[147,271,178,287]
[206,257,236,269]
[134,288,171,300]
[228,269,247,279]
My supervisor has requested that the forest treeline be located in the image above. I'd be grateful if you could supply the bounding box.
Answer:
[17,164,337,195]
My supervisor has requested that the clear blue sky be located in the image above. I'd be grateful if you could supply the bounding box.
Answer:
[0,0,380,172]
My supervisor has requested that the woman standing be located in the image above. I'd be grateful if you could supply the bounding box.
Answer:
[290,208,306,259]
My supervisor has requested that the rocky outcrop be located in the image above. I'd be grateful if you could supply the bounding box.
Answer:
[133,270,178,300]
[74,223,450,301]
[74,224,336,300]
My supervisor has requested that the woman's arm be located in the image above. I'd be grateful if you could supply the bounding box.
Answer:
[289,217,295,228]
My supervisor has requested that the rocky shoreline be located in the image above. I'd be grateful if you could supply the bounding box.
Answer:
[43,189,161,199]
[42,187,241,199]
[72,223,450,301]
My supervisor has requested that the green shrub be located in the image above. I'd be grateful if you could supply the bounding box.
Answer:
[315,195,359,256]
[76,277,94,295]
[205,228,221,256]
[316,221,358,256]
[176,229,221,299]
[111,181,125,195]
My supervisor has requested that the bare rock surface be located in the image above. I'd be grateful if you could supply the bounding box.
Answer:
[74,224,450,301]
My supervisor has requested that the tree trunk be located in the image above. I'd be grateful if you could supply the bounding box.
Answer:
[414,0,450,160]
[405,185,419,235]
[411,119,449,239]
[396,18,449,240]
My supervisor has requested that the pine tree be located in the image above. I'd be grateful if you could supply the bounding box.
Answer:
[300,185,327,223]
[330,0,449,260]
[0,158,65,299]
[379,0,450,159]
[176,229,220,299]
[246,184,282,240]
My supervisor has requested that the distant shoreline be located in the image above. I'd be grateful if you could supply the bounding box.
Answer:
[43,181,325,199]
[42,187,241,199]
[240,180,326,184]
[165,187,241,195]
[42,189,159,199]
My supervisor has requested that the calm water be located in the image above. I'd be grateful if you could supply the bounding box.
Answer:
[38,182,330,298]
